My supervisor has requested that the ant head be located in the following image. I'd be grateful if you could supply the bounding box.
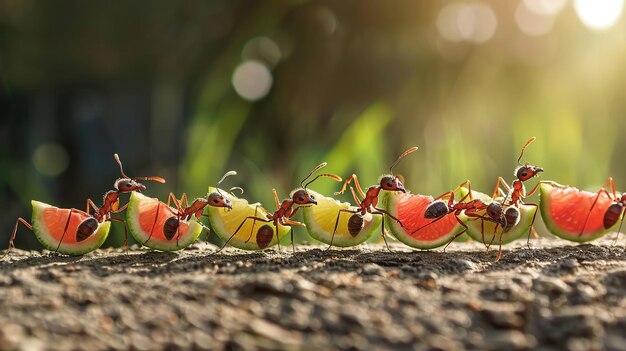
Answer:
[486,202,503,220]
[291,189,317,205]
[114,178,146,193]
[379,175,406,193]
[113,154,165,193]
[206,192,232,210]
[515,165,543,181]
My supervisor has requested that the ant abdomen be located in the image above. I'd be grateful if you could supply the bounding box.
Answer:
[604,203,623,229]
[76,217,99,242]
[502,207,521,232]
[425,200,449,219]
[256,224,274,249]
[348,214,364,237]
[163,216,180,240]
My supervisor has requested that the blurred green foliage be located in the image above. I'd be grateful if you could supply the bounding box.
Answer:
[0,1,625,248]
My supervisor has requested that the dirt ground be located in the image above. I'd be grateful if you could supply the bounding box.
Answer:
[1,238,626,351]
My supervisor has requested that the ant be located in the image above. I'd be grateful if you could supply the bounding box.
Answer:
[143,171,239,248]
[218,162,342,252]
[411,180,488,248]
[330,147,418,250]
[3,154,165,258]
[487,137,556,259]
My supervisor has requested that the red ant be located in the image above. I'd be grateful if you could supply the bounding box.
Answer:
[330,147,418,250]
[3,154,165,258]
[411,180,488,247]
[143,171,238,247]
[488,137,556,260]
[218,162,342,252]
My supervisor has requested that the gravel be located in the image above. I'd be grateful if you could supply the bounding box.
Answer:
[1,238,626,350]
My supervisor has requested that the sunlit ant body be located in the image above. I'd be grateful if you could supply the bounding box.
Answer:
[143,171,239,248]
[3,154,165,258]
[487,137,557,260]
[330,147,418,250]
[218,162,342,252]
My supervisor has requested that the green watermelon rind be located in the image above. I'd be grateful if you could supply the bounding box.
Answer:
[126,192,203,252]
[458,189,537,245]
[302,190,382,247]
[31,200,111,255]
[381,191,465,250]
[207,187,289,251]
[539,183,615,242]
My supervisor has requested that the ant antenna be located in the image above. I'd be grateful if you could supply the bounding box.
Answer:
[229,187,244,196]
[300,162,342,190]
[517,137,536,165]
[300,162,327,189]
[215,171,237,196]
[389,147,418,174]
[114,153,166,183]
[114,153,129,178]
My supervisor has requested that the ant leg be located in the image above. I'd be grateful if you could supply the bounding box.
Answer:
[452,180,472,200]
[335,174,366,199]
[572,187,613,237]
[495,232,504,262]
[486,223,500,251]
[111,203,128,214]
[56,209,79,253]
[167,193,183,212]
[109,217,129,254]
[349,186,362,205]
[282,218,306,253]
[244,205,262,243]
[216,216,270,253]
[86,199,99,216]
[272,189,280,210]
[612,208,625,246]
[144,202,162,246]
[443,216,468,252]
[525,180,565,198]
[180,193,189,209]
[1,218,33,259]
[328,209,358,251]
[373,207,404,228]
[491,177,511,199]
[525,203,540,248]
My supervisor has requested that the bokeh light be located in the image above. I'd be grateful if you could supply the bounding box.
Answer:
[232,60,273,101]
[515,1,555,36]
[523,0,567,16]
[437,3,497,44]
[242,37,282,67]
[574,0,624,30]
[32,143,70,177]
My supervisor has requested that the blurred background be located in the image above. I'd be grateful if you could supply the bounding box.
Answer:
[1,0,625,248]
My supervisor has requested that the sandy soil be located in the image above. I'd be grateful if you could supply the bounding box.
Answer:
[1,238,626,351]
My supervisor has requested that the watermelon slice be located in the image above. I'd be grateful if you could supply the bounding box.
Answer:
[459,189,537,245]
[539,182,620,242]
[302,190,382,247]
[381,191,466,249]
[126,191,203,251]
[31,200,111,255]
[206,187,289,250]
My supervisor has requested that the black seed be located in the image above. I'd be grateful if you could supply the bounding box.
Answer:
[256,225,274,249]
[425,200,448,219]
[604,203,623,229]
[348,214,364,237]
[163,217,180,240]
[76,218,99,242]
